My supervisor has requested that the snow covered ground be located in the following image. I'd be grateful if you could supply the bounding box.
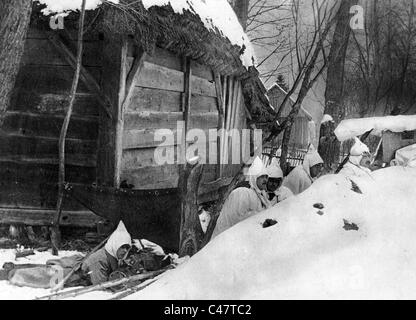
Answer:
[125,166,416,300]
[2,166,416,300]
[0,249,90,300]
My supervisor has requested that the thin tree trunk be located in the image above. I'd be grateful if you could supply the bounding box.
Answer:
[232,0,250,31]
[51,0,87,255]
[0,0,32,123]
[319,0,357,170]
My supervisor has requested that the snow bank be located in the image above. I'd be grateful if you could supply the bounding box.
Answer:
[36,0,255,68]
[126,166,416,299]
[335,115,416,141]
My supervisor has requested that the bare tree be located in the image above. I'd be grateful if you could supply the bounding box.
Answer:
[0,0,32,123]
[319,0,357,170]
[51,0,88,255]
[252,0,337,173]
[349,1,416,113]
[230,0,250,30]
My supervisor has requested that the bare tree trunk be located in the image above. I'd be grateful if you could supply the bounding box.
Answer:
[0,0,32,123]
[51,0,87,255]
[319,0,357,170]
[232,0,250,31]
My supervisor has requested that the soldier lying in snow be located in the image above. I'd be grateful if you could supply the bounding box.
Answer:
[2,221,171,289]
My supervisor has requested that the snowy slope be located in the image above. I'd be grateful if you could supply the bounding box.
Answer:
[126,167,416,299]
[36,0,255,68]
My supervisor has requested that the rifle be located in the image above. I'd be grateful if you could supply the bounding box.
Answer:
[50,235,109,292]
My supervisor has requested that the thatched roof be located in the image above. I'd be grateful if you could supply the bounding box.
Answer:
[31,0,276,126]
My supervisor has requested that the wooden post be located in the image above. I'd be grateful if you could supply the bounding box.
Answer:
[97,34,129,186]
[179,57,192,164]
[114,46,146,186]
[113,39,128,187]
[221,77,234,175]
[214,72,225,178]
[178,158,205,257]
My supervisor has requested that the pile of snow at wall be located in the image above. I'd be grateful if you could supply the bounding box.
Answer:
[126,166,416,300]
[36,0,255,68]
[335,115,416,142]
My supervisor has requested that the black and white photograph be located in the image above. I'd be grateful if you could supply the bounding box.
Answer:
[0,0,416,304]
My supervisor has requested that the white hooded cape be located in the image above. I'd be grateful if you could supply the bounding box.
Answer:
[211,157,269,239]
[104,221,132,258]
[282,146,323,195]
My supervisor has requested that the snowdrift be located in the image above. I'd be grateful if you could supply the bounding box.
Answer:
[335,115,416,141]
[127,167,416,299]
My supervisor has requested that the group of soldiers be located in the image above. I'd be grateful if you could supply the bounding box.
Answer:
[212,137,374,238]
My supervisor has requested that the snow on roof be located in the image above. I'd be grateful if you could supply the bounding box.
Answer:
[142,0,255,67]
[335,115,416,142]
[36,0,255,68]
[36,0,119,14]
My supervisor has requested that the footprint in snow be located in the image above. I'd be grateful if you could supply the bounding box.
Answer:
[343,219,359,231]
[349,179,363,194]
[262,219,277,228]
[313,203,324,209]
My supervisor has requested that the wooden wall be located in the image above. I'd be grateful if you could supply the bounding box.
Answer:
[0,25,102,226]
[0,29,250,227]
[120,43,225,190]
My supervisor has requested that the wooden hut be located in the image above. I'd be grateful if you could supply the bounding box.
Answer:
[0,1,274,251]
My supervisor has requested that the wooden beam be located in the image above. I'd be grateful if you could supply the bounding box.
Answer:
[113,39,128,187]
[219,76,228,177]
[45,32,113,120]
[96,36,126,186]
[179,58,192,164]
[0,208,101,227]
[183,57,192,132]
[114,46,147,186]
[123,51,147,106]
[221,76,234,175]
[214,72,224,178]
